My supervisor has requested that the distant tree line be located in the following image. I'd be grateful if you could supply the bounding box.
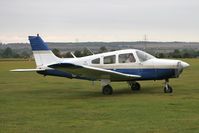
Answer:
[0,47,30,58]
[0,46,108,59]
[0,46,199,59]
[52,47,199,58]
[155,49,199,58]
[52,46,108,58]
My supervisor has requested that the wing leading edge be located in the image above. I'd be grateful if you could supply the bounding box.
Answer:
[49,63,141,81]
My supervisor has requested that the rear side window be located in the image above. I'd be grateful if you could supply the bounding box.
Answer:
[104,55,116,64]
[119,53,135,63]
[92,58,100,64]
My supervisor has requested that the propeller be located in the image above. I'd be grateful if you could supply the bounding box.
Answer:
[175,62,183,78]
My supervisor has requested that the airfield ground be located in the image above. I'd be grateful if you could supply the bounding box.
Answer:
[0,59,198,133]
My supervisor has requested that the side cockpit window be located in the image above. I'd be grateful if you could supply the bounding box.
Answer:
[104,55,116,64]
[119,53,135,63]
[91,58,100,64]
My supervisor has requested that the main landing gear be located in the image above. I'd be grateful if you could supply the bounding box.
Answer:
[164,79,173,93]
[101,80,142,95]
[102,85,113,95]
[128,81,141,91]
[100,79,173,95]
[101,79,113,95]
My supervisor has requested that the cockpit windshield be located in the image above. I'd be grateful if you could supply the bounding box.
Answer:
[136,50,155,62]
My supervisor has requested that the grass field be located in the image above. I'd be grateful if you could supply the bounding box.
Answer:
[0,59,198,133]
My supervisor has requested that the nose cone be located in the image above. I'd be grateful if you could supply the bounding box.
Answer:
[181,61,190,68]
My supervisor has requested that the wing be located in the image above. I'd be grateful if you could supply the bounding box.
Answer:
[10,69,45,72]
[49,63,141,81]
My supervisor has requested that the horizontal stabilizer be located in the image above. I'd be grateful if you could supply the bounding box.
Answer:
[10,69,45,72]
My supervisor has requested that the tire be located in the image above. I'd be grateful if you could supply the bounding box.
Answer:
[164,85,173,93]
[102,85,113,95]
[131,82,141,91]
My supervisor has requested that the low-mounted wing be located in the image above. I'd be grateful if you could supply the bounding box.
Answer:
[49,63,141,81]
[10,69,46,72]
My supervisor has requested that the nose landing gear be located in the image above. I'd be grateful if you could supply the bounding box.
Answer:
[164,79,173,93]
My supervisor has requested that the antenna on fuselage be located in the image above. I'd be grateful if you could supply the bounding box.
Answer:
[86,47,95,55]
[70,52,77,58]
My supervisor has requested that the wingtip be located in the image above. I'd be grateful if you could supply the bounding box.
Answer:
[10,69,22,72]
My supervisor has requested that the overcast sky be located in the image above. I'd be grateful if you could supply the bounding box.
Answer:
[0,0,198,43]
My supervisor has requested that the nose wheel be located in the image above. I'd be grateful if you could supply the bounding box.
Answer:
[164,79,173,93]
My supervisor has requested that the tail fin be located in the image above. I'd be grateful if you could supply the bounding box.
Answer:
[29,34,60,67]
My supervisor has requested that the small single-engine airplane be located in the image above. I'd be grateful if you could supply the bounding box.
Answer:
[11,34,190,95]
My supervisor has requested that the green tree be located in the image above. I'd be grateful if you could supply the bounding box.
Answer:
[197,51,199,57]
[74,50,82,57]
[52,48,61,57]
[62,52,73,58]
[0,49,3,58]
[99,46,108,53]
[171,49,182,58]
[82,48,91,56]
[21,51,30,58]
[182,52,190,58]
[2,47,13,58]
[158,53,165,58]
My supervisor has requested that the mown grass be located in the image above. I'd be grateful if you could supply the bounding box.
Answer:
[0,59,198,133]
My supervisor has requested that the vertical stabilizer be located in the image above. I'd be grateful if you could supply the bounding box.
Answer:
[29,35,60,67]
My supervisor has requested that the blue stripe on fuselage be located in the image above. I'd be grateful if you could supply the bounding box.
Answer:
[37,68,176,81]
[112,68,176,80]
